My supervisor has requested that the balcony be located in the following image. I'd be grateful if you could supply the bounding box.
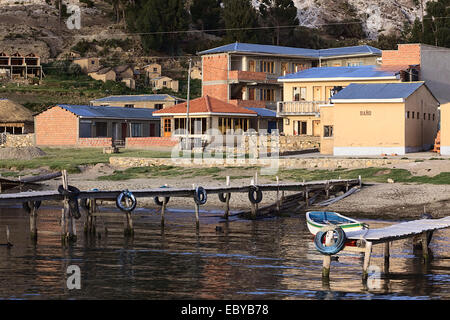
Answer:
[277,101,328,116]
[228,70,279,84]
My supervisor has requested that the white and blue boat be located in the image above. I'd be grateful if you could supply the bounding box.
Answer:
[306,211,368,236]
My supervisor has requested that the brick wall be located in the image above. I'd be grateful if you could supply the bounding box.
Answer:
[202,54,228,82]
[126,137,179,148]
[35,106,78,146]
[382,44,421,66]
[78,137,112,147]
[202,83,229,101]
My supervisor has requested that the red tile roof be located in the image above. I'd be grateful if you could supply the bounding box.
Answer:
[153,95,257,115]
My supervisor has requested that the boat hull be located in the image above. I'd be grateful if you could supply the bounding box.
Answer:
[306,211,366,236]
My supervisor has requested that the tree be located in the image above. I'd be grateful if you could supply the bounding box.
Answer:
[190,0,223,32]
[258,0,299,46]
[222,0,260,43]
[134,0,189,54]
[406,0,450,48]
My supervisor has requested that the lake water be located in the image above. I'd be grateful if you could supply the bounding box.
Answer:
[0,205,449,300]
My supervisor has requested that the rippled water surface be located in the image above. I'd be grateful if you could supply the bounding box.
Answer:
[0,205,449,300]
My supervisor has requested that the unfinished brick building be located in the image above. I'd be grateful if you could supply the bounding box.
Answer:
[0,52,43,80]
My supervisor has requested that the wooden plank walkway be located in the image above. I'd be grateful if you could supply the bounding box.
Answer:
[345,216,450,243]
[0,178,361,204]
[320,216,450,282]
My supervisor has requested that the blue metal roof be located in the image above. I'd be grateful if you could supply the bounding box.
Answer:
[245,107,277,118]
[317,45,381,57]
[91,94,184,103]
[198,42,381,58]
[57,105,159,120]
[330,82,425,101]
[279,65,397,81]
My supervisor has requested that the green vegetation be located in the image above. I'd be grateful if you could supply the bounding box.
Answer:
[272,167,450,185]
[0,148,172,174]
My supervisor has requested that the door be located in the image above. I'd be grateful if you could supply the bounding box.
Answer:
[281,62,288,76]
[249,88,255,100]
[313,120,320,136]
[249,60,255,72]
[150,123,155,137]
[121,123,127,140]
[295,121,307,135]
[325,86,334,101]
[163,118,172,137]
[268,121,277,134]
[313,86,322,101]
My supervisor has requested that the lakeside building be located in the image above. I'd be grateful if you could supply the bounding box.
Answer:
[276,65,412,136]
[0,98,34,134]
[90,94,185,110]
[198,42,382,109]
[35,105,160,147]
[152,95,280,139]
[319,82,439,156]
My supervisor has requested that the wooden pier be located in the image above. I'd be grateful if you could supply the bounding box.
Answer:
[320,216,450,280]
[0,170,362,243]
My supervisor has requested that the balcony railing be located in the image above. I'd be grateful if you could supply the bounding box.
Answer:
[277,101,328,115]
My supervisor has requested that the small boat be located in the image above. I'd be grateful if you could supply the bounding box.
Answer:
[306,211,368,236]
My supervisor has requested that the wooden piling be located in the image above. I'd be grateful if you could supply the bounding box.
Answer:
[84,198,97,235]
[421,231,430,261]
[29,202,38,242]
[276,176,280,215]
[161,201,166,228]
[325,180,330,199]
[124,197,134,237]
[384,241,390,274]
[362,241,373,280]
[322,230,334,279]
[224,176,230,220]
[61,170,76,243]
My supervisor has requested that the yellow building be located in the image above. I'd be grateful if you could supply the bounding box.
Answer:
[73,57,100,74]
[320,82,439,156]
[277,65,409,136]
[439,103,450,155]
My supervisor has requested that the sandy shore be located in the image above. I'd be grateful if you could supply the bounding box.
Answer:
[32,161,450,220]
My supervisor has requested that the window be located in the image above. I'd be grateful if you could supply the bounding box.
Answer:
[79,120,92,138]
[294,121,307,135]
[293,63,307,73]
[95,122,108,137]
[131,123,143,137]
[433,114,435,121]
[124,104,134,108]
[260,88,275,101]
[260,61,274,73]
[324,125,333,137]
[412,112,414,119]
[293,87,306,101]
[347,62,362,66]
[163,81,167,86]
[155,104,163,110]
[164,119,171,133]
[174,118,186,130]
[424,113,426,120]
[153,67,157,72]
[417,112,420,119]
[407,111,410,119]
[428,113,431,120]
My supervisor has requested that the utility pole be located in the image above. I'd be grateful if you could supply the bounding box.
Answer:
[185,58,192,149]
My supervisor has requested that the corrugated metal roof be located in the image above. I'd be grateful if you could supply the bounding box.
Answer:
[91,94,184,103]
[244,107,277,118]
[317,45,381,57]
[57,105,159,120]
[330,82,425,101]
[279,65,398,81]
[198,42,381,58]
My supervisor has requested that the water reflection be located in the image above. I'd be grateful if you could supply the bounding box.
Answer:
[0,206,449,299]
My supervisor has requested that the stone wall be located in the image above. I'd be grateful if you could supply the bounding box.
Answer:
[110,156,412,170]
[0,133,35,147]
